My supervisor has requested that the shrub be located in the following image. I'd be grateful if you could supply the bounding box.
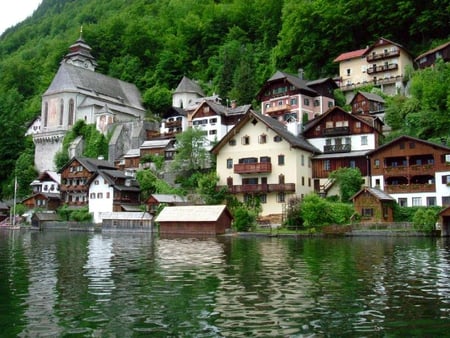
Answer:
[412,207,439,232]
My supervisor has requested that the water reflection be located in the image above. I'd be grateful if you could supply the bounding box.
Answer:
[0,232,449,336]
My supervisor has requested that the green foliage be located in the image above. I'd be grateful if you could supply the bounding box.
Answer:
[329,167,364,202]
[171,128,210,172]
[69,206,92,222]
[140,154,165,171]
[300,193,354,229]
[233,206,258,232]
[196,171,227,205]
[412,207,439,233]
[57,204,71,221]
[284,196,304,230]
[136,169,182,201]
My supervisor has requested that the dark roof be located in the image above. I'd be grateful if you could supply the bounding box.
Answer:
[266,70,318,96]
[415,41,450,61]
[192,100,252,119]
[59,156,116,174]
[211,110,319,155]
[32,212,60,221]
[173,76,205,96]
[44,63,144,112]
[366,135,450,156]
[351,187,395,202]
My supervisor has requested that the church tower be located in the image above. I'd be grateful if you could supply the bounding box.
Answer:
[62,27,98,71]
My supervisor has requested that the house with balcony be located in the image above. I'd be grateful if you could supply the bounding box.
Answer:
[59,157,117,207]
[334,37,414,102]
[367,135,450,207]
[88,168,141,224]
[415,41,450,69]
[159,106,188,138]
[302,106,384,195]
[211,110,319,219]
[191,100,252,149]
[257,70,337,127]
[350,91,389,132]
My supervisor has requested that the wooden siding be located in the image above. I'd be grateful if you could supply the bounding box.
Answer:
[159,211,232,235]
[313,156,368,178]
[353,191,394,223]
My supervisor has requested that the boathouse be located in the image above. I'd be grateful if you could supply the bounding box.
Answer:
[101,212,153,232]
[439,206,450,236]
[351,187,395,223]
[155,205,232,235]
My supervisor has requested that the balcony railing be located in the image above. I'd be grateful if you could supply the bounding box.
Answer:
[367,63,399,75]
[323,126,350,136]
[165,120,182,128]
[383,164,435,177]
[366,49,400,62]
[323,144,351,153]
[384,183,436,194]
[265,104,291,114]
[234,162,272,174]
[60,185,88,192]
[222,183,295,194]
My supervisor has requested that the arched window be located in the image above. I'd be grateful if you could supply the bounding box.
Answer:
[59,99,64,125]
[68,99,74,126]
[44,102,48,127]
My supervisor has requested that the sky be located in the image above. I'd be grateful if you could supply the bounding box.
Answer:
[0,0,42,35]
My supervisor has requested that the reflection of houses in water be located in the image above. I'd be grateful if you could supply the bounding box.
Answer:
[84,234,115,300]
[157,238,225,269]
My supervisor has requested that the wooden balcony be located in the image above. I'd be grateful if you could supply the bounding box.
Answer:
[60,185,88,192]
[323,144,351,153]
[265,104,291,114]
[367,63,398,75]
[384,183,436,194]
[323,126,349,136]
[366,49,400,62]
[165,120,182,128]
[222,183,295,194]
[234,162,272,174]
[383,164,435,177]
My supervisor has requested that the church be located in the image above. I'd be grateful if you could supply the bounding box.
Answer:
[33,29,147,172]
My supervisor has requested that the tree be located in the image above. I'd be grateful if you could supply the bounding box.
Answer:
[171,128,210,172]
[412,207,439,233]
[197,171,227,205]
[329,167,364,202]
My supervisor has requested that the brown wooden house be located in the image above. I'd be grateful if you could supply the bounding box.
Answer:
[146,194,188,214]
[415,41,450,69]
[302,106,383,195]
[350,91,385,115]
[367,135,450,207]
[351,187,395,223]
[439,206,450,237]
[59,157,117,207]
[155,205,233,235]
[21,192,61,211]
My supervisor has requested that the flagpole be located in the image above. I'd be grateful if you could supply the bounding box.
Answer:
[12,176,17,227]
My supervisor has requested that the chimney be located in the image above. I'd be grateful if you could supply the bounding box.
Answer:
[231,100,237,109]
[298,68,304,80]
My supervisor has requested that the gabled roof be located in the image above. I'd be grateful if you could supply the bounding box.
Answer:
[99,212,152,220]
[351,187,395,202]
[124,148,140,158]
[191,100,252,120]
[364,37,410,56]
[302,106,380,133]
[44,63,145,112]
[366,135,450,156]
[59,156,116,174]
[350,91,385,104]
[173,76,205,97]
[257,70,318,98]
[141,139,172,149]
[415,41,450,61]
[211,110,319,155]
[37,171,61,184]
[148,194,187,204]
[32,212,60,221]
[155,205,231,223]
[89,169,140,192]
[21,192,61,203]
[333,48,368,62]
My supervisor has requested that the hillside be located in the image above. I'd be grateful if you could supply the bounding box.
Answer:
[0,0,449,196]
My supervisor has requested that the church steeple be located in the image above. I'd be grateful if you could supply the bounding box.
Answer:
[62,27,98,71]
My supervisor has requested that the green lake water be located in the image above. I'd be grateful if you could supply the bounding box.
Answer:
[1,230,450,337]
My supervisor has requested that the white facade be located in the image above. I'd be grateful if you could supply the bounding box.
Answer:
[308,133,376,153]
[88,174,114,224]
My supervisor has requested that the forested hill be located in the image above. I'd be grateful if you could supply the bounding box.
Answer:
[0,0,448,196]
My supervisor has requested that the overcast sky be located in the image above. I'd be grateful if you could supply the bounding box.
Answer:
[0,1,42,35]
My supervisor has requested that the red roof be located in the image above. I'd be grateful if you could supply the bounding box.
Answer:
[333,48,368,62]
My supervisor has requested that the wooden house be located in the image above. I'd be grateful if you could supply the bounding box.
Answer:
[31,212,60,229]
[21,193,61,211]
[439,206,450,237]
[415,41,450,69]
[367,135,450,207]
[101,212,153,231]
[146,194,188,214]
[0,201,9,223]
[351,187,395,223]
[155,205,233,235]
[302,106,383,195]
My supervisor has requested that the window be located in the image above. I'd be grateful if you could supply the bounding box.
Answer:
[59,99,64,125]
[227,177,233,186]
[314,99,320,107]
[277,192,285,203]
[361,208,374,217]
[229,139,236,146]
[328,101,333,108]
[226,158,233,169]
[398,198,407,207]
[97,193,103,199]
[375,179,380,187]
[302,176,305,186]
[260,156,271,163]
[241,136,250,145]
[356,122,361,128]
[374,159,380,168]
[278,155,285,165]
[259,134,267,144]
[346,68,351,76]
[106,192,110,199]
[273,135,282,142]
[209,130,217,135]
[259,194,267,203]
[412,197,422,206]
[279,174,285,184]
[301,154,305,166]
[324,160,331,171]
[44,102,48,127]
[442,196,450,206]
[90,193,95,199]
[278,100,283,106]
[68,99,74,126]
[349,160,356,168]
[308,178,311,187]
[94,180,99,185]
[361,136,368,145]
[210,118,217,124]
[409,142,415,149]
[290,98,297,105]
[427,197,436,206]
[304,98,310,106]
[243,177,258,185]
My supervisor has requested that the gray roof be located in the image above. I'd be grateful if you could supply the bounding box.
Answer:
[313,150,369,159]
[76,157,117,172]
[352,187,395,202]
[353,91,385,103]
[155,205,230,222]
[150,194,187,204]
[266,71,317,96]
[141,139,172,149]
[173,76,205,96]
[44,63,145,112]
[33,212,60,221]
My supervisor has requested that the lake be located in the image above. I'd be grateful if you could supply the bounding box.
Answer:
[1,230,450,337]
